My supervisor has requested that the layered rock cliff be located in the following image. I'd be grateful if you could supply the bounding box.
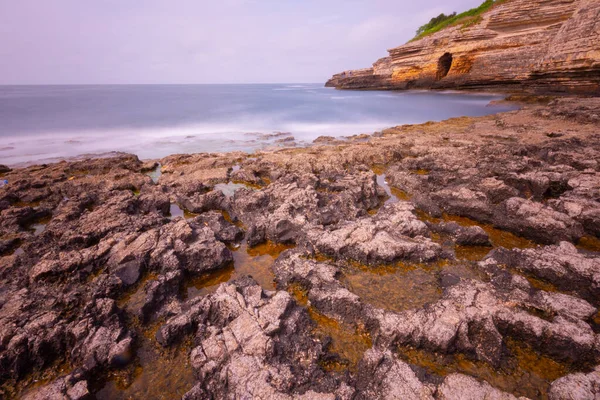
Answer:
[326,0,600,94]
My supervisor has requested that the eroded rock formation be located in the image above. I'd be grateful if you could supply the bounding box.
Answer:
[326,0,600,94]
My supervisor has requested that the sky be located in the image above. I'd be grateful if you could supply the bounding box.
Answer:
[0,0,485,84]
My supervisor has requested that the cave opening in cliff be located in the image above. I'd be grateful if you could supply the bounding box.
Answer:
[436,52,453,80]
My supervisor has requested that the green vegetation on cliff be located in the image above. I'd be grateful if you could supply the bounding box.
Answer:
[413,0,507,41]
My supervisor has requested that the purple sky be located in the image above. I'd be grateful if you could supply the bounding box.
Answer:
[0,0,484,84]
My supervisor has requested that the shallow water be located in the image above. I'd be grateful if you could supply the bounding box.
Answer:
[168,203,198,220]
[416,210,537,263]
[27,215,51,236]
[213,182,252,198]
[0,85,516,166]
[397,338,573,399]
[287,283,372,370]
[342,263,443,313]
[186,241,293,298]
[95,328,194,400]
[145,164,162,183]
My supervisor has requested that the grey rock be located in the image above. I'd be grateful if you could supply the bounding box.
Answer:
[489,242,600,303]
[437,374,527,400]
[549,366,600,400]
[354,348,435,399]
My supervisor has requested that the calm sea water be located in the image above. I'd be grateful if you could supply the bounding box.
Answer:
[0,84,516,166]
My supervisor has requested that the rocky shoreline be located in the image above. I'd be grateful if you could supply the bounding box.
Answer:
[1,96,599,399]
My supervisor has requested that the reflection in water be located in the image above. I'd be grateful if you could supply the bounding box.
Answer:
[416,210,536,263]
[444,214,536,250]
[28,215,51,236]
[376,174,398,205]
[371,168,411,214]
[214,182,253,197]
[7,360,72,399]
[340,260,485,313]
[168,203,197,220]
[117,273,160,312]
[145,164,162,183]
[186,265,235,299]
[169,203,184,219]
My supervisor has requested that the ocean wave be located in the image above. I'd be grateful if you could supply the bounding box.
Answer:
[0,86,514,166]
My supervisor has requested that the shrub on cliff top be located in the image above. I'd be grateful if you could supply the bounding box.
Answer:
[415,12,457,37]
[412,0,507,41]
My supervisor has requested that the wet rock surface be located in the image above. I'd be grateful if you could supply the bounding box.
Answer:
[1,98,600,399]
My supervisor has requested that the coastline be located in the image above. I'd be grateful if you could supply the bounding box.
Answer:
[0,86,516,168]
[1,96,600,399]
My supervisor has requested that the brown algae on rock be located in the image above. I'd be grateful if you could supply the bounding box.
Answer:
[397,337,572,399]
[577,236,600,253]
[443,214,536,250]
[287,283,372,370]
[417,210,536,261]
[341,262,442,313]
[309,308,372,371]
[95,329,194,400]
[3,360,72,400]
[186,241,294,298]
[339,258,486,313]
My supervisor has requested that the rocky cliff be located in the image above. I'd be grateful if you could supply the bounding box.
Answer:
[326,0,600,94]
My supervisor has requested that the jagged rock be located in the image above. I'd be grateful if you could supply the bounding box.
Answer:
[66,380,91,400]
[139,270,184,322]
[313,136,337,144]
[478,177,520,204]
[233,175,321,244]
[176,190,228,214]
[21,376,91,400]
[276,251,598,367]
[192,211,244,243]
[354,348,435,399]
[437,374,527,400]
[70,298,133,373]
[108,219,233,278]
[489,242,600,303]
[432,187,494,222]
[494,197,584,244]
[430,221,491,246]
[549,194,600,237]
[306,202,441,264]
[549,366,600,400]
[164,278,349,399]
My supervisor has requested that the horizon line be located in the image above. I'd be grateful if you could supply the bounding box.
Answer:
[0,82,326,86]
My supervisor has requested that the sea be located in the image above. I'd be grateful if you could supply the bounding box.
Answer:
[0,84,517,166]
